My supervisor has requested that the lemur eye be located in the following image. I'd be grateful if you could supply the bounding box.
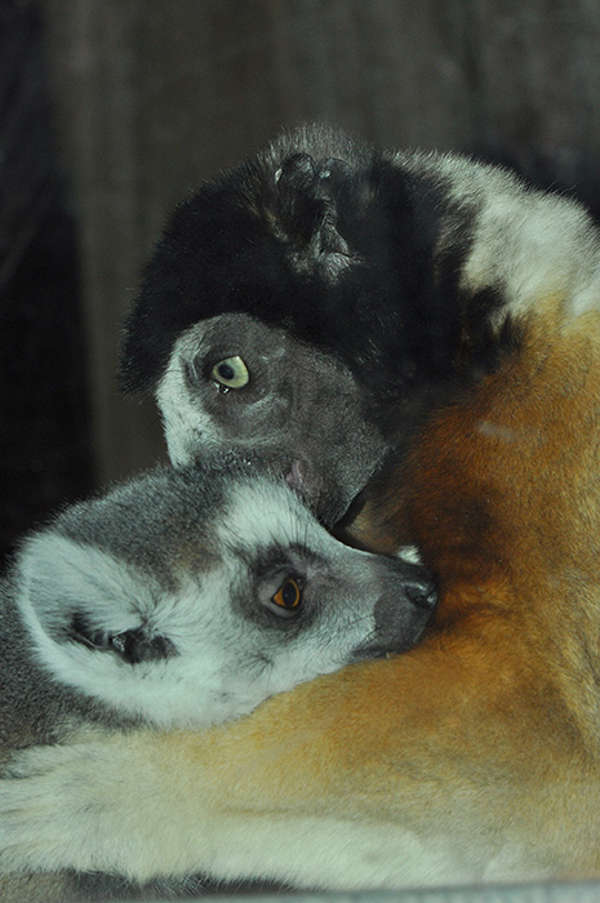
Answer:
[271,577,302,611]
[210,356,249,389]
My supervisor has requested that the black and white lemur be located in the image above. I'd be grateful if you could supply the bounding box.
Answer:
[3,124,600,892]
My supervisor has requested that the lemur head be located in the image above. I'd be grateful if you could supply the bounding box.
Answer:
[15,461,436,728]
[121,124,524,523]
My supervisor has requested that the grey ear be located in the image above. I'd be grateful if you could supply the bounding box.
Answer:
[275,153,353,277]
[17,531,171,664]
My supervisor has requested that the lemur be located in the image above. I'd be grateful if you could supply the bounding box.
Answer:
[0,455,434,900]
[3,124,600,890]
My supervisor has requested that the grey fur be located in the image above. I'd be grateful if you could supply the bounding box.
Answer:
[12,124,598,892]
[0,458,435,899]
[156,313,389,526]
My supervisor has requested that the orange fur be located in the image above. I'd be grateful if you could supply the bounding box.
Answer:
[8,301,600,888]
[137,302,600,882]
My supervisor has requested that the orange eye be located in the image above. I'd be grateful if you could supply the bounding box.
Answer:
[271,577,302,610]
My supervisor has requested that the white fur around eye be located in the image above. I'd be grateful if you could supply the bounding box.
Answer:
[156,325,225,466]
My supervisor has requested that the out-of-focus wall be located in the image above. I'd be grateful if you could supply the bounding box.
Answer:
[40,0,600,485]
[0,2,93,563]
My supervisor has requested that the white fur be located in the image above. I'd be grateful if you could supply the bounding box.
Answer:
[18,534,246,727]
[0,737,549,889]
[155,324,223,467]
[398,149,600,324]
[219,477,327,552]
[15,477,389,730]
[216,478,381,695]
[17,534,336,729]
[397,544,422,565]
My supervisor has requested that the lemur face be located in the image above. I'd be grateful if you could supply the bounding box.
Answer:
[16,464,436,729]
[122,124,542,528]
[156,313,388,526]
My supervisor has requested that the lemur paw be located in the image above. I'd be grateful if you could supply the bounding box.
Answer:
[0,740,152,877]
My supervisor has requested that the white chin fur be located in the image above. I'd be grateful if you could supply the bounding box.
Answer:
[396,545,422,565]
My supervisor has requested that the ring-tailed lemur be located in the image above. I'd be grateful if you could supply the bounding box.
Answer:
[2,458,435,749]
[0,456,434,899]
[5,123,600,892]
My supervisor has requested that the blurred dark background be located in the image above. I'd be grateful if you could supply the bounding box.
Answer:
[2,0,600,563]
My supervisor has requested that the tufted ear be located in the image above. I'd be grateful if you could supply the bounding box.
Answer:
[274,153,354,279]
[16,531,173,665]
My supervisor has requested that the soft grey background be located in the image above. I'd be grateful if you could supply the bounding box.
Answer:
[39,1,600,486]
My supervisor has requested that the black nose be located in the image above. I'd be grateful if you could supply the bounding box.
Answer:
[351,570,438,663]
[403,576,438,611]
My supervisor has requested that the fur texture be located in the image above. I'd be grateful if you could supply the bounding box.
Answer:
[122,124,598,420]
[3,304,600,889]
[1,459,434,741]
[0,457,435,900]
[4,125,600,890]
[123,123,600,529]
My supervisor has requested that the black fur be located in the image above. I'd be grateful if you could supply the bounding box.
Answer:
[68,613,176,665]
[121,125,513,426]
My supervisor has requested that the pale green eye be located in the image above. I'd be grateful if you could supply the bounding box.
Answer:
[210,355,250,389]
